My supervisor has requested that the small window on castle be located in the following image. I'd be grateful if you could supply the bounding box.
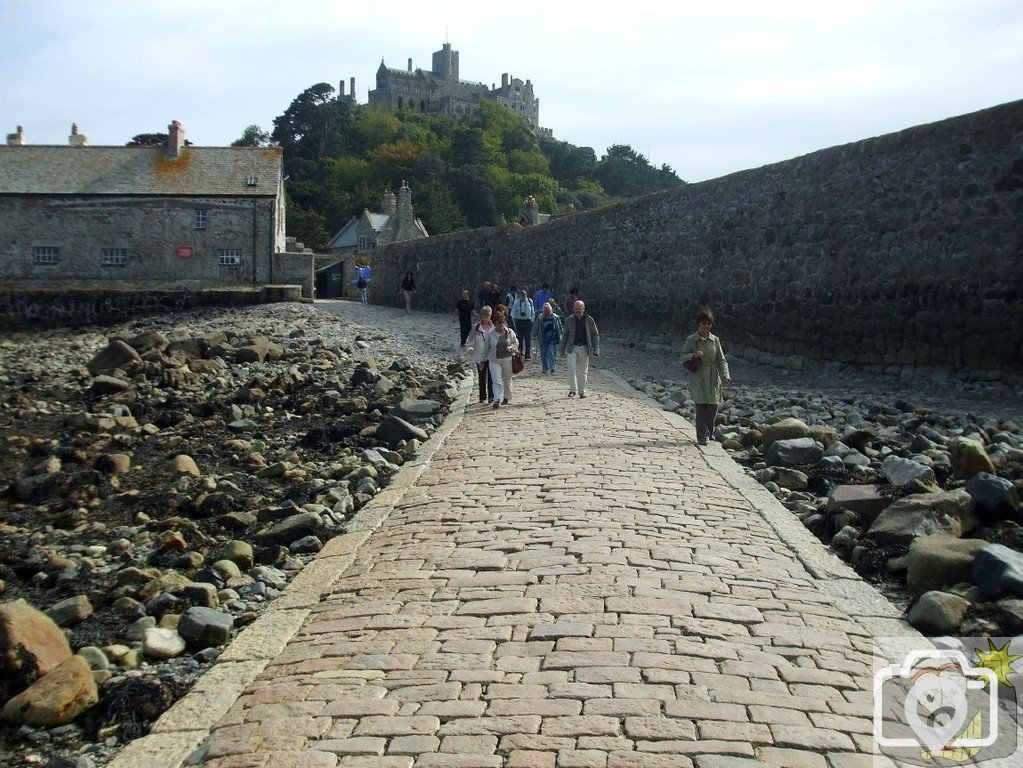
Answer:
[33,246,60,264]
[194,209,207,229]
[217,249,242,266]
[102,248,127,266]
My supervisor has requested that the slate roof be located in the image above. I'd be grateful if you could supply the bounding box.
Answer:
[0,145,284,197]
[327,218,359,250]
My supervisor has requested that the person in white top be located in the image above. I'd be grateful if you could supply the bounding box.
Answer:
[484,311,518,409]
[510,289,535,359]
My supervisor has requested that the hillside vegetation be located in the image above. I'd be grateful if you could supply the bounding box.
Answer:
[235,82,684,250]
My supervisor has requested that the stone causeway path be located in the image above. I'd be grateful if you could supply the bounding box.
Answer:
[111,343,937,768]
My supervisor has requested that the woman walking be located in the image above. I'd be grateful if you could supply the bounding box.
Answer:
[455,289,474,347]
[465,306,495,404]
[400,270,416,314]
[485,312,518,409]
[680,307,731,446]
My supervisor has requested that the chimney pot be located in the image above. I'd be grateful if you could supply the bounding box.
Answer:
[6,125,25,146]
[350,77,355,99]
[68,122,88,146]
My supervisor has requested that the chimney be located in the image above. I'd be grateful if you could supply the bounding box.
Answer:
[167,120,185,157]
[397,180,413,222]
[408,58,413,72]
[6,125,24,146]
[68,122,88,147]
[339,79,346,96]
[501,73,508,88]
[381,188,396,215]
[350,77,356,99]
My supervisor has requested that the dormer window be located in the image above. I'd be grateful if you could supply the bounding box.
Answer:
[246,176,259,187]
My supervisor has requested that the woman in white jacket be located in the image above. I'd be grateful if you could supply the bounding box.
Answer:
[465,306,494,404]
[485,311,518,409]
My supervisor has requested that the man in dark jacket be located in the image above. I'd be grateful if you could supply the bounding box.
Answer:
[558,301,600,398]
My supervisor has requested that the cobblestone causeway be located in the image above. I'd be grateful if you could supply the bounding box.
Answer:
[117,337,923,768]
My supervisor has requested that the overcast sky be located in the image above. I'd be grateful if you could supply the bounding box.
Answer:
[2,0,1020,182]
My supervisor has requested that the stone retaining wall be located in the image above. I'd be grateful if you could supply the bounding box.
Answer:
[371,100,1023,381]
[0,284,304,330]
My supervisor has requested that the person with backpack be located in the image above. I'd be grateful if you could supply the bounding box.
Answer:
[510,289,535,359]
[533,302,563,374]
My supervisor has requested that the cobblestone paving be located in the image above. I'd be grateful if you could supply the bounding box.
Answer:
[187,359,895,768]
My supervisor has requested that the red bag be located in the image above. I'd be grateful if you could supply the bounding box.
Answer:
[683,356,702,373]
[511,353,524,374]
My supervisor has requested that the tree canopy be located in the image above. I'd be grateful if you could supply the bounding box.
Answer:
[248,83,686,250]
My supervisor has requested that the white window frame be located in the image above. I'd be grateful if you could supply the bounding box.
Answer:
[217,249,242,266]
[194,209,208,230]
[33,246,59,264]
[358,235,369,252]
[101,248,127,266]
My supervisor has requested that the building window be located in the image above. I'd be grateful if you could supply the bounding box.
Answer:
[194,209,207,229]
[358,236,369,251]
[33,246,60,264]
[217,249,242,266]
[101,248,127,266]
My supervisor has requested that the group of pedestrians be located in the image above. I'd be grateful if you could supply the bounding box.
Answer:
[458,284,730,446]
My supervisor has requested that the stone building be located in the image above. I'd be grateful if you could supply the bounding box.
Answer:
[326,181,429,257]
[367,42,540,128]
[0,121,290,286]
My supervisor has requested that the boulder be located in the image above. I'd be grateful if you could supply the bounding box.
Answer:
[0,601,72,700]
[823,441,855,458]
[950,437,996,481]
[907,591,971,635]
[841,428,877,451]
[866,489,978,548]
[765,437,824,467]
[965,472,1020,521]
[86,340,141,376]
[774,467,809,491]
[126,330,169,354]
[165,337,210,360]
[1,655,98,727]
[905,536,987,597]
[216,541,254,571]
[397,398,442,420]
[825,485,891,526]
[880,455,936,489]
[254,512,323,547]
[375,414,429,446]
[760,418,809,450]
[142,627,186,659]
[90,375,131,395]
[973,543,1023,599]
[807,425,838,448]
[177,607,234,650]
[45,596,93,628]
[170,454,201,476]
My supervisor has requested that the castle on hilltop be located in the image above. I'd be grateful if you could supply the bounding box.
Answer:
[362,42,542,129]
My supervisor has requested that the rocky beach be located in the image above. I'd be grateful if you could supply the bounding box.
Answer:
[1,299,1021,768]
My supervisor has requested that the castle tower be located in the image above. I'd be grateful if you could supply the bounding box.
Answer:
[432,43,459,82]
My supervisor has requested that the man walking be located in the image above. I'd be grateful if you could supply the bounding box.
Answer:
[533,282,553,319]
[559,300,600,398]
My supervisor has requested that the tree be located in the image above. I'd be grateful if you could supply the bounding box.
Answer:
[595,144,683,197]
[232,125,273,147]
[272,82,351,168]
[126,133,193,147]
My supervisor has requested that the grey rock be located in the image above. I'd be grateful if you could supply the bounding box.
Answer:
[973,543,1023,599]
[906,535,987,597]
[177,607,234,650]
[375,414,429,446]
[774,467,809,491]
[866,489,978,547]
[90,375,131,395]
[87,340,141,376]
[907,591,971,635]
[76,646,111,671]
[760,418,809,450]
[965,472,1020,519]
[45,595,93,628]
[823,440,855,458]
[142,627,186,659]
[765,437,824,467]
[254,512,323,546]
[826,485,890,525]
[880,455,936,488]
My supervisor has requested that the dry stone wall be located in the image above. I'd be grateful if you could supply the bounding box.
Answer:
[372,100,1023,381]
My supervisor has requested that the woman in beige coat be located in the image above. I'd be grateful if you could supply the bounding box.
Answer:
[681,307,730,445]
